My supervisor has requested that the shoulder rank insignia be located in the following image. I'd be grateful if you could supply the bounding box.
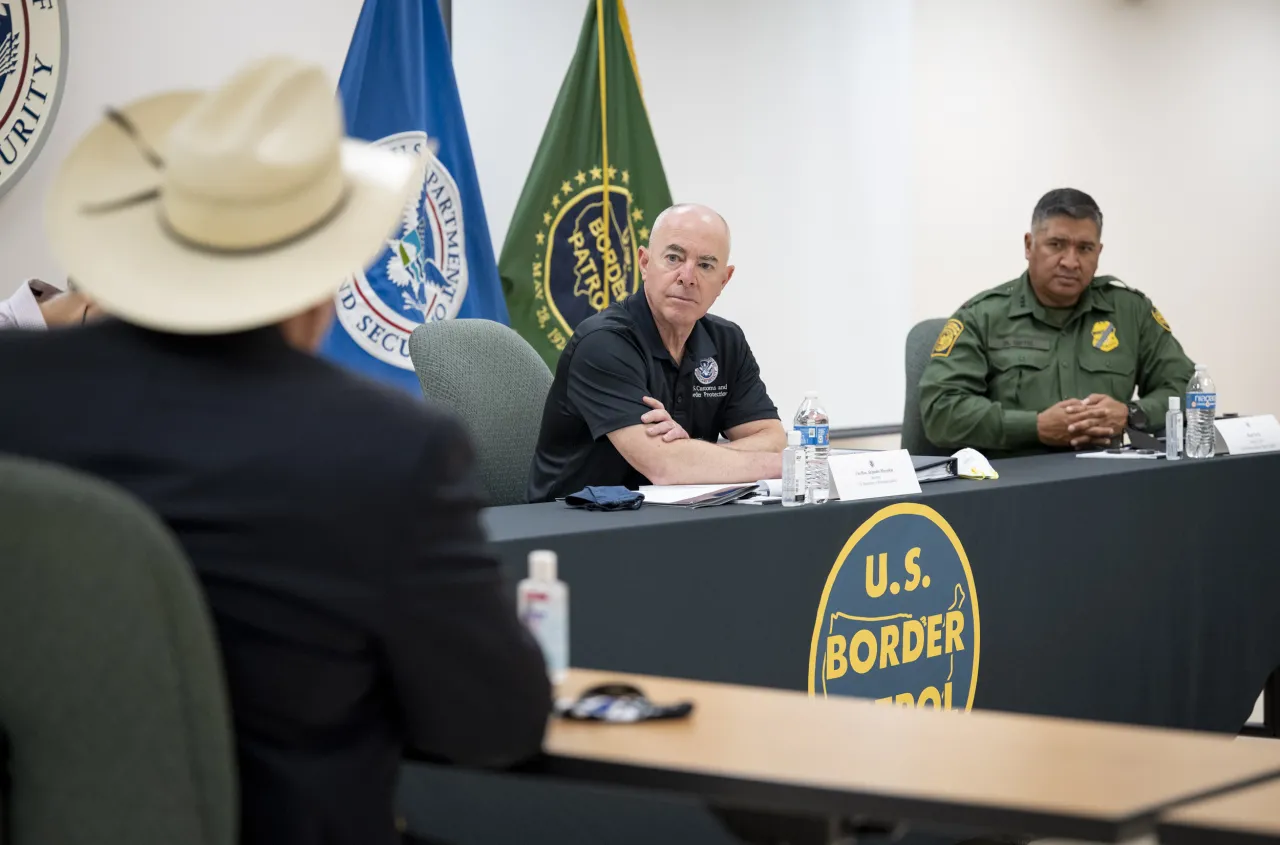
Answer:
[1152,308,1172,332]
[932,319,964,358]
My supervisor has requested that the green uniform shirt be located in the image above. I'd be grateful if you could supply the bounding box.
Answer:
[919,272,1194,457]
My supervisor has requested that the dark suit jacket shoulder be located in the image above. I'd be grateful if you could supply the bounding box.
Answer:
[0,321,550,845]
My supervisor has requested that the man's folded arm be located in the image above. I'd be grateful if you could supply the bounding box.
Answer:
[607,424,781,485]
[384,417,551,767]
[722,418,787,452]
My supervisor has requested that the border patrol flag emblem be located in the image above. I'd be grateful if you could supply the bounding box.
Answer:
[499,0,673,370]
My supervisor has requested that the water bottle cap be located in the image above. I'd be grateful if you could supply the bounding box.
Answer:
[805,391,818,398]
[529,550,557,581]
[787,429,801,446]
[1169,396,1180,410]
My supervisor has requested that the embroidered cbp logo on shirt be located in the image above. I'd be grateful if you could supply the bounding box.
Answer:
[333,131,469,370]
[692,356,726,399]
[0,0,67,199]
[694,357,718,385]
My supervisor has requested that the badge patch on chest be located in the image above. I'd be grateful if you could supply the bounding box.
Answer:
[931,319,964,358]
[1091,321,1119,352]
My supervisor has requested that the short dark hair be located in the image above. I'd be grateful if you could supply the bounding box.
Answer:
[1031,188,1103,235]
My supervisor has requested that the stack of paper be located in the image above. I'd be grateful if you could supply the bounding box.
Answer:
[637,483,760,508]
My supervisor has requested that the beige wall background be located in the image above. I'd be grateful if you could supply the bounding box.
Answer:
[1,0,1276,423]
[911,0,1280,419]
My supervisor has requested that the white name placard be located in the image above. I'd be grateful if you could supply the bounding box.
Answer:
[828,449,922,502]
[1216,415,1280,455]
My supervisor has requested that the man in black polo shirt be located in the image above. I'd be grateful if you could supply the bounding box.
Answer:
[528,203,785,503]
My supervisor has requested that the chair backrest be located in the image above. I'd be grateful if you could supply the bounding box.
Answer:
[901,318,949,456]
[0,455,236,845]
[408,319,554,506]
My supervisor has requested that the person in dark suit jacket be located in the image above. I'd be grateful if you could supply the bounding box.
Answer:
[0,57,550,845]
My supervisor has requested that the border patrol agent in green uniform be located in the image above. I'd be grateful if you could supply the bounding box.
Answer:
[920,188,1194,457]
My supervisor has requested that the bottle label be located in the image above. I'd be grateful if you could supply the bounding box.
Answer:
[795,424,829,446]
[1186,392,1217,411]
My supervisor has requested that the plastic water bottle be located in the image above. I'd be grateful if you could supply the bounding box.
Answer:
[517,550,568,684]
[1184,364,1217,460]
[781,429,807,507]
[1165,397,1183,462]
[793,392,830,504]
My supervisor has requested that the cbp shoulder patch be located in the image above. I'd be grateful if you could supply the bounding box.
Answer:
[932,319,964,358]
[1152,308,1172,332]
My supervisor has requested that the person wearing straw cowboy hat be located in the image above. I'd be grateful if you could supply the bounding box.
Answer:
[0,56,550,845]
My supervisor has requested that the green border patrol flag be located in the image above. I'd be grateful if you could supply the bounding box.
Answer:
[500,0,672,369]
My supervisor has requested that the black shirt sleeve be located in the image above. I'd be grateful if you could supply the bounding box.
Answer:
[721,337,780,432]
[565,329,652,440]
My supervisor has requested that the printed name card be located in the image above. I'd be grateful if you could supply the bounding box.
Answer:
[1216,415,1280,455]
[828,449,922,502]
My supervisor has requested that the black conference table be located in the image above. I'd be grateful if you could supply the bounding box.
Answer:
[399,452,1280,845]
[484,451,1280,733]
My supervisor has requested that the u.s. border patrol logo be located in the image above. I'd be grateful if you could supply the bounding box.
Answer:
[333,131,468,370]
[694,357,718,385]
[1091,320,1119,352]
[809,503,981,711]
[0,0,67,199]
[931,319,963,358]
[527,166,653,353]
[1152,308,1171,333]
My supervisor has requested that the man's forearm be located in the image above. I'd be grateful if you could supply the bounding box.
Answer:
[637,438,782,485]
[724,427,787,453]
[922,392,1039,452]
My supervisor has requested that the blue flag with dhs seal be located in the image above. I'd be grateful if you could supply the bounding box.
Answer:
[320,0,509,394]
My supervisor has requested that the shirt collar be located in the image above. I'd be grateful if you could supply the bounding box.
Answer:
[626,289,719,365]
[1008,271,1114,321]
[0,280,50,330]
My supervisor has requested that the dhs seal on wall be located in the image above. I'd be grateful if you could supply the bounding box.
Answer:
[0,0,67,198]
[808,503,981,710]
[334,131,468,370]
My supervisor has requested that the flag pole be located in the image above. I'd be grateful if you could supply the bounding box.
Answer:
[595,0,611,307]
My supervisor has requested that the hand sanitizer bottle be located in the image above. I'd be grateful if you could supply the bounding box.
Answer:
[782,429,807,507]
[517,550,568,684]
[1165,396,1183,462]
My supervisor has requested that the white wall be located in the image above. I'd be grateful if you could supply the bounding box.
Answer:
[455,0,913,429]
[3,0,1277,425]
[0,0,363,293]
[912,0,1280,418]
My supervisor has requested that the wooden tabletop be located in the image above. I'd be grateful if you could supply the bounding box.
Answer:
[544,670,1280,842]
[1159,768,1280,845]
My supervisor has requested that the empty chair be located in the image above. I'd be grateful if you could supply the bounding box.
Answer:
[901,318,949,456]
[409,319,554,505]
[0,454,235,845]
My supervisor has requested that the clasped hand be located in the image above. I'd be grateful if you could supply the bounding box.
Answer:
[1038,394,1129,450]
[640,396,689,443]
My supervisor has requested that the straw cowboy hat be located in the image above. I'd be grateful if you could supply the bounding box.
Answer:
[45,55,421,334]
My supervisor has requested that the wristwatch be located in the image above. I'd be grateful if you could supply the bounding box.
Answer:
[1127,401,1147,431]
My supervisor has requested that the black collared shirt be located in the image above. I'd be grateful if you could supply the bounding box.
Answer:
[527,292,779,503]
